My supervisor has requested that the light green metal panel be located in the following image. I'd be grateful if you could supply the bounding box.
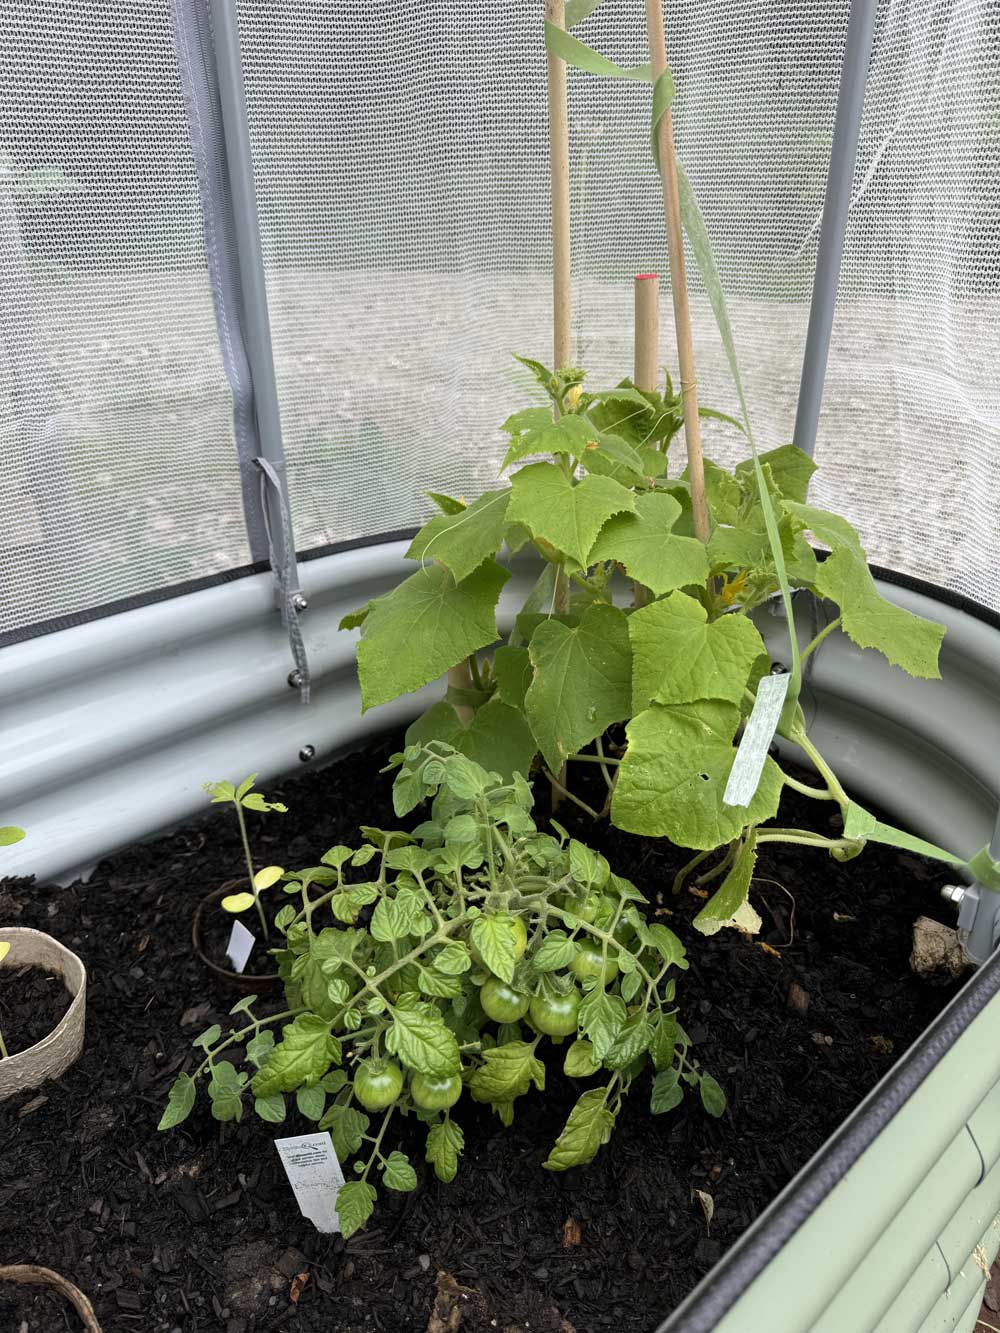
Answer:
[875,1243,951,1333]
[813,1130,983,1332]
[936,1155,1000,1289]
[713,987,1000,1333]
[968,1078,1000,1176]
[913,1212,1000,1333]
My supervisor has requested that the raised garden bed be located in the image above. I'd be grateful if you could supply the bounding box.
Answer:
[1,730,961,1332]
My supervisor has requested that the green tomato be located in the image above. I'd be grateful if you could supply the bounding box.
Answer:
[530,988,581,1038]
[557,891,601,925]
[570,942,619,985]
[471,915,528,969]
[410,1071,462,1111]
[480,976,531,1024]
[353,1059,404,1111]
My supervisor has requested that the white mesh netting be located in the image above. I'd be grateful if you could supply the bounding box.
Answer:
[0,0,250,638]
[237,0,999,607]
[1,0,997,641]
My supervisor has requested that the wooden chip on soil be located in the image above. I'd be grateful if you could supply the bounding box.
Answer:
[561,1217,582,1247]
[787,982,810,1014]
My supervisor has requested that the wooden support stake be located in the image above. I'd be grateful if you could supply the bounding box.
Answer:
[633,273,660,393]
[644,0,710,545]
[545,0,573,372]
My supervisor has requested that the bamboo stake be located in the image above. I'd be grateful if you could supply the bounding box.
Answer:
[633,273,660,393]
[632,273,660,608]
[644,0,710,545]
[545,0,573,373]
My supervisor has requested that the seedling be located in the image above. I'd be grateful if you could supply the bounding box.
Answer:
[162,745,719,1236]
[203,777,286,940]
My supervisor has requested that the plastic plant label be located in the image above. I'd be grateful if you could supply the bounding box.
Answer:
[723,672,789,808]
[275,1132,346,1234]
[225,920,256,974]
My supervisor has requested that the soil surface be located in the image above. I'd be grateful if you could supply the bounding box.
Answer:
[0,731,963,1332]
[0,965,71,1058]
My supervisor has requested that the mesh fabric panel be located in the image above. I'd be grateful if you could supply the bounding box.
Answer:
[0,0,249,638]
[237,0,998,610]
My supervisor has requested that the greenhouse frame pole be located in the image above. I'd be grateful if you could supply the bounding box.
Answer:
[207,0,302,613]
[793,0,878,457]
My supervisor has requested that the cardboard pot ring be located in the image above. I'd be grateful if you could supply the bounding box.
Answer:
[0,927,87,1102]
[192,880,282,993]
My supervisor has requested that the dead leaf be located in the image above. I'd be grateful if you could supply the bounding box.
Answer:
[870,1034,893,1055]
[653,906,674,916]
[688,887,709,900]
[811,1032,833,1047]
[561,1217,582,1247]
[832,912,857,923]
[758,942,781,959]
[427,1271,480,1333]
[290,1271,309,1304]
[692,1189,714,1234]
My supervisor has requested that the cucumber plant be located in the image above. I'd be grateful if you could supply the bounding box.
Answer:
[339,353,963,936]
[160,746,715,1236]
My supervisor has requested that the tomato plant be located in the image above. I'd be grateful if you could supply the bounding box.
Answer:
[159,745,715,1237]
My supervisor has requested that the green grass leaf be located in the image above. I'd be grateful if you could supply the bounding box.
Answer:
[405,489,510,583]
[589,492,709,596]
[612,700,784,849]
[526,603,632,773]
[356,560,509,711]
[544,1088,615,1170]
[507,463,635,567]
[629,591,765,713]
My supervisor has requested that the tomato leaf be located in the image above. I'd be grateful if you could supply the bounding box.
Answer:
[426,1117,464,1184]
[158,1073,196,1131]
[336,1180,377,1238]
[544,1088,616,1171]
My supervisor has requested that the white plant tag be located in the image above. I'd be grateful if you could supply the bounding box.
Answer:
[275,1133,345,1233]
[724,672,790,808]
[225,920,256,974]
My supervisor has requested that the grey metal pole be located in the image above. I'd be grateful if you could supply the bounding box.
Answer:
[792,0,878,457]
[208,0,300,607]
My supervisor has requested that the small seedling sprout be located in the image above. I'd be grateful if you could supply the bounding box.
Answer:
[203,778,286,940]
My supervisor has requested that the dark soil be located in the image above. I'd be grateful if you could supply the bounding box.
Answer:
[0,730,962,1333]
[0,965,71,1058]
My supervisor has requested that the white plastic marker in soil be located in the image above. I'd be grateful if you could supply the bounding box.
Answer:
[275,1133,346,1234]
[225,920,256,974]
[724,671,790,808]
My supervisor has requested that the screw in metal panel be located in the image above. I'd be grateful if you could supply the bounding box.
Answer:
[940,884,967,907]
[299,744,316,763]
[770,661,788,675]
[287,669,303,689]
[292,593,309,612]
